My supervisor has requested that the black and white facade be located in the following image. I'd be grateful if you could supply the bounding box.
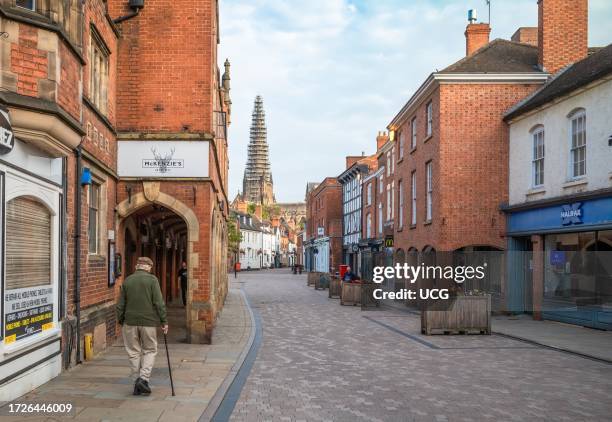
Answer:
[338,161,370,271]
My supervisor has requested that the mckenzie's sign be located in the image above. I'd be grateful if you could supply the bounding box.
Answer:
[118,140,209,178]
[0,107,15,155]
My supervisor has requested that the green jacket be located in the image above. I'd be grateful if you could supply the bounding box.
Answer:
[116,270,167,327]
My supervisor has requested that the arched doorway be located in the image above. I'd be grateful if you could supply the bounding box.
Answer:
[116,188,200,343]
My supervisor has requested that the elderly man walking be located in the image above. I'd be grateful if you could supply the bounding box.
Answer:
[116,257,168,396]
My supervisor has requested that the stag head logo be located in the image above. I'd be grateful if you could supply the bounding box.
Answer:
[151,147,175,173]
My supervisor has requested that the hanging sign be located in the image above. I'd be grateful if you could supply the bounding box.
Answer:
[0,107,15,155]
[385,235,394,248]
[118,140,209,178]
[4,286,54,344]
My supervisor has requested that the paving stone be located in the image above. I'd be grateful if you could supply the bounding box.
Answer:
[229,269,612,421]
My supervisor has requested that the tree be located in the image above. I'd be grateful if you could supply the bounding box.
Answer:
[228,220,242,254]
[247,203,256,215]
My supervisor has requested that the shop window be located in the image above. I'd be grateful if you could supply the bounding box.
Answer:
[88,182,100,254]
[544,231,612,309]
[6,197,52,290]
[569,109,586,178]
[16,0,35,10]
[89,28,110,115]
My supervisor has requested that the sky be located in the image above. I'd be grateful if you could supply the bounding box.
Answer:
[219,0,612,203]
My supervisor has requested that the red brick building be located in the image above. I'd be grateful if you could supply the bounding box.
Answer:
[389,24,549,257]
[387,0,590,308]
[0,0,121,400]
[0,0,230,401]
[109,0,231,344]
[304,178,342,274]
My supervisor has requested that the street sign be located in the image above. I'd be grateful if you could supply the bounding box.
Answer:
[0,107,15,155]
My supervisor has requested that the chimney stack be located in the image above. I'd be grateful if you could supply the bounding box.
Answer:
[376,131,389,151]
[538,0,588,74]
[511,27,538,46]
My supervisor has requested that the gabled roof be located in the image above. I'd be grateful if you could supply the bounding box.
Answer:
[505,43,612,121]
[441,39,540,73]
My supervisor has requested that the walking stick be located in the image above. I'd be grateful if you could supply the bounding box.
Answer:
[163,332,175,396]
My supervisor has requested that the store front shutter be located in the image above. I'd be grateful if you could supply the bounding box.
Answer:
[6,197,52,289]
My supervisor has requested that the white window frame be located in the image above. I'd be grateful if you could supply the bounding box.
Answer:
[366,213,372,238]
[411,171,417,226]
[426,101,433,137]
[532,127,545,187]
[367,183,372,206]
[398,130,404,159]
[386,152,391,176]
[386,184,391,221]
[426,161,433,222]
[569,110,586,179]
[411,117,417,149]
[378,203,383,235]
[398,180,403,228]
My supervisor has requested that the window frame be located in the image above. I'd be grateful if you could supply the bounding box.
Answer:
[531,126,545,187]
[89,26,110,115]
[425,161,433,222]
[411,170,417,226]
[411,117,417,149]
[568,109,586,179]
[397,180,403,229]
[426,101,433,138]
[88,182,101,255]
[16,0,35,11]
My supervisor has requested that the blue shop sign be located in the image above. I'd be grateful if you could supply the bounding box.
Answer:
[508,196,612,234]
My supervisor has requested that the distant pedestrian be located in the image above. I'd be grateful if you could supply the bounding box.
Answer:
[343,266,357,282]
[178,261,188,306]
[116,257,168,396]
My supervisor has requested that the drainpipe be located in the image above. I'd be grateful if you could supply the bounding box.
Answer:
[75,147,82,364]
[113,0,145,24]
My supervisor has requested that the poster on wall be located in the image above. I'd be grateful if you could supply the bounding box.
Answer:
[117,140,209,178]
[3,286,54,344]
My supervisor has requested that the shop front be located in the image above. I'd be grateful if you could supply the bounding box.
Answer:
[312,237,331,273]
[0,103,75,400]
[506,194,612,330]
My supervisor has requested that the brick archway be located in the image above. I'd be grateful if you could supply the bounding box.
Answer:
[115,182,201,342]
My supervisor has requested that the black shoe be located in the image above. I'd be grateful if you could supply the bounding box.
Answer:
[133,379,142,396]
[136,377,152,395]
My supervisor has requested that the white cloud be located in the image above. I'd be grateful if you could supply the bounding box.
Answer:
[220,0,612,202]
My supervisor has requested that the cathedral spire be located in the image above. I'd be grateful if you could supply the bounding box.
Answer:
[243,95,274,205]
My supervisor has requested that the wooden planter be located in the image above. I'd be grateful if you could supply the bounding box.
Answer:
[315,273,330,290]
[307,271,320,287]
[340,282,379,307]
[329,277,341,299]
[421,295,491,335]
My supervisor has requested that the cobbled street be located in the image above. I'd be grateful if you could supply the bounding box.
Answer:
[229,269,612,422]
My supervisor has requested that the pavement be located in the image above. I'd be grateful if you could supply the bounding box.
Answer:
[1,282,253,422]
[230,269,612,422]
[492,314,612,363]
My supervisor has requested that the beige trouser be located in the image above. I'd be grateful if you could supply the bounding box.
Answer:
[122,325,158,382]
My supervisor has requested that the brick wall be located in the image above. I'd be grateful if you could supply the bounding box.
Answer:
[394,83,542,254]
[306,178,343,271]
[538,0,588,74]
[109,0,217,133]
